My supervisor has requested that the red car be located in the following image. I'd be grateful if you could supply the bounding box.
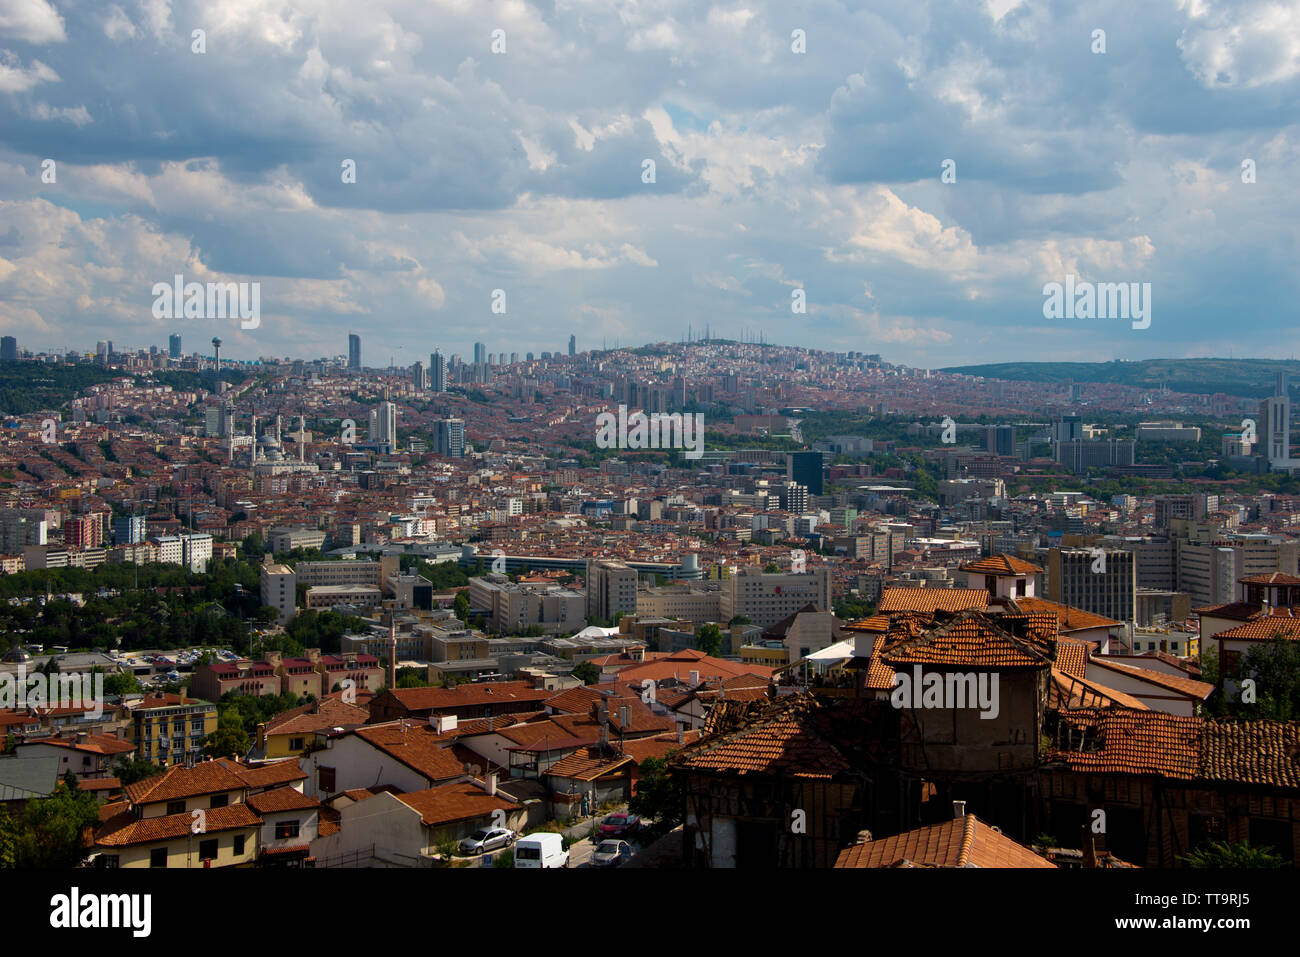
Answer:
[599,813,641,837]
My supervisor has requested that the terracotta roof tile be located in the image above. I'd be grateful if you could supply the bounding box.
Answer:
[878,587,987,614]
[394,780,520,827]
[960,554,1044,576]
[834,815,1054,869]
[246,786,320,815]
[97,803,261,847]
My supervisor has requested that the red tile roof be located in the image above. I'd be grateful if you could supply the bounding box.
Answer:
[834,815,1054,869]
[878,587,988,614]
[960,554,1044,576]
[381,681,551,712]
[394,780,520,827]
[1048,709,1300,789]
[352,721,469,782]
[247,786,320,815]
[97,803,262,847]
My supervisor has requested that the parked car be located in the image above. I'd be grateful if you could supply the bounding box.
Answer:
[590,840,632,867]
[514,832,568,869]
[599,813,641,838]
[459,826,515,856]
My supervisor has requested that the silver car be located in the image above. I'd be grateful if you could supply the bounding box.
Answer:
[590,840,632,867]
[459,826,515,856]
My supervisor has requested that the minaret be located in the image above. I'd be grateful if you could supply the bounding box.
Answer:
[298,414,306,463]
[251,415,258,465]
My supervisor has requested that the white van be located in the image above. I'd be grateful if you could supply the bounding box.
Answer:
[514,832,568,869]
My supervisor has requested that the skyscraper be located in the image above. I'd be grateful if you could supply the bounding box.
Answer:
[348,333,361,370]
[434,418,465,457]
[0,336,17,361]
[411,361,427,390]
[1260,373,1294,470]
[369,401,397,449]
[787,451,824,496]
[474,342,487,365]
[568,334,576,356]
[430,351,448,392]
[168,334,182,359]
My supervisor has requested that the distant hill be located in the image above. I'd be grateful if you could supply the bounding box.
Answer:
[939,359,1300,399]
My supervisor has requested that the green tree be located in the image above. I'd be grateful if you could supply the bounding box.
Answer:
[453,591,470,622]
[12,778,101,867]
[629,757,683,838]
[695,623,723,657]
[1182,841,1284,868]
[102,670,142,697]
[203,708,252,759]
[112,756,166,786]
[571,661,600,685]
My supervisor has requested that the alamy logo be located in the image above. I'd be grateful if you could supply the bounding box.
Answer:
[1042,274,1150,330]
[50,888,151,937]
[152,274,260,329]
[890,665,1000,719]
[595,405,704,460]
[0,666,104,718]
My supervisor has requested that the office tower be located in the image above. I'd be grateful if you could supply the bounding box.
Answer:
[168,334,182,359]
[510,352,519,365]
[113,515,147,546]
[96,341,109,364]
[411,361,427,390]
[526,352,534,361]
[585,559,638,621]
[1055,415,1082,444]
[1260,373,1294,470]
[1047,548,1136,624]
[347,333,361,370]
[984,425,1016,457]
[370,401,397,448]
[787,451,824,496]
[568,334,576,356]
[204,407,221,437]
[434,418,465,457]
[430,351,448,392]
[474,342,487,365]
[0,336,16,361]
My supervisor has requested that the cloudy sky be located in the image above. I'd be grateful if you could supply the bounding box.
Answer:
[0,0,1297,368]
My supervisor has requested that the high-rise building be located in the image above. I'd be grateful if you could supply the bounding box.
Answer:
[510,352,519,365]
[113,515,147,546]
[1260,373,1295,471]
[168,334,182,359]
[348,333,361,370]
[0,336,17,361]
[430,351,448,392]
[1047,548,1136,624]
[568,334,576,356]
[474,342,487,365]
[585,559,638,621]
[369,401,397,448]
[787,451,824,496]
[434,418,465,458]
[411,361,428,391]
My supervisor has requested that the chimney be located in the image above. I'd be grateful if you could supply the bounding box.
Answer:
[485,771,498,797]
[952,800,966,819]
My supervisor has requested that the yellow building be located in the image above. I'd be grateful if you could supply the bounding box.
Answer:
[127,693,218,768]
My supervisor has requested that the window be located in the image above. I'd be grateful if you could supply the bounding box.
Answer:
[319,767,336,792]
[150,847,168,868]
[233,835,245,856]
[210,793,229,809]
[98,855,120,869]
[275,820,301,840]
[167,800,186,816]
[198,838,218,861]
[289,737,304,751]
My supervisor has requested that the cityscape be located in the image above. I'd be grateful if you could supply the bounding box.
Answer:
[1,0,1295,937]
